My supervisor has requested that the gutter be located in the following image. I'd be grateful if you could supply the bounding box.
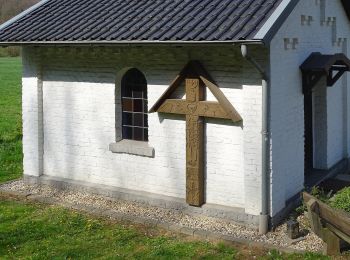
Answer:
[0,40,263,47]
[240,44,270,235]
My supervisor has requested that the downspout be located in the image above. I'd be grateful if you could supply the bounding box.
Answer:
[240,45,270,235]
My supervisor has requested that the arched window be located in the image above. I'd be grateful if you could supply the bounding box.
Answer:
[121,69,148,141]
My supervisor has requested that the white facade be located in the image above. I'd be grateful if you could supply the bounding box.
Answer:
[269,0,350,216]
[22,46,266,217]
[22,0,350,223]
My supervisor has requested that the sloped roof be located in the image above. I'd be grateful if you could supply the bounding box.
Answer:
[342,0,350,20]
[0,0,284,44]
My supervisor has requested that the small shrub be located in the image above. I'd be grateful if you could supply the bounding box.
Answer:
[310,186,333,203]
[295,203,306,215]
[330,187,350,213]
[293,187,328,217]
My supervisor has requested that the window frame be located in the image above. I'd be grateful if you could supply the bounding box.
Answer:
[121,68,149,142]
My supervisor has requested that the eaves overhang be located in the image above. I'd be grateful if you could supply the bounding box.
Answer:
[0,40,264,47]
[254,0,300,44]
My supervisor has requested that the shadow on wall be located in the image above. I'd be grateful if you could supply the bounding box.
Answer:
[37,46,257,199]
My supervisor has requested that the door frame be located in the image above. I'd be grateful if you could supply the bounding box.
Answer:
[304,92,313,173]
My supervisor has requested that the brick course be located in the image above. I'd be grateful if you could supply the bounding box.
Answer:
[22,0,350,222]
[22,45,266,215]
[269,0,350,216]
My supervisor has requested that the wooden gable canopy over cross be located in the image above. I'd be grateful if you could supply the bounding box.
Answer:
[149,61,242,207]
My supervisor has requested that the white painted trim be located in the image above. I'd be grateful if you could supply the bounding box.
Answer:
[254,0,299,42]
[0,0,51,31]
[109,140,155,158]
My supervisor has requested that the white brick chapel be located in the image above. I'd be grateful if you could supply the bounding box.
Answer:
[1,0,350,232]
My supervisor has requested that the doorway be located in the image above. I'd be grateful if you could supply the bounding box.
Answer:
[304,93,313,174]
[301,52,350,185]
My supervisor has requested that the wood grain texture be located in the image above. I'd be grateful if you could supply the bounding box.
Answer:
[199,76,242,122]
[186,114,204,206]
[191,60,242,122]
[323,228,341,255]
[148,64,188,113]
[157,100,231,119]
[151,61,243,206]
[303,192,350,255]
[185,79,204,206]
[150,60,242,122]
[303,192,350,237]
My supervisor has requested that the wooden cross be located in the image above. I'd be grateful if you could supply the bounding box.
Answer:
[150,61,242,206]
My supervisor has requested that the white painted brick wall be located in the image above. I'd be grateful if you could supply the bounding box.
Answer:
[22,48,43,177]
[22,0,350,218]
[22,46,266,214]
[327,79,346,167]
[313,79,328,169]
[270,0,350,216]
[243,85,263,215]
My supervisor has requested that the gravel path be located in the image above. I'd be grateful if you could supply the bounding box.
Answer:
[0,179,324,252]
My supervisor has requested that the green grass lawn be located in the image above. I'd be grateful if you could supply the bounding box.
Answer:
[0,196,241,259]
[0,195,329,260]
[0,57,329,259]
[0,57,22,183]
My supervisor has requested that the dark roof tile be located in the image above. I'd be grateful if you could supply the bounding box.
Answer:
[0,0,283,42]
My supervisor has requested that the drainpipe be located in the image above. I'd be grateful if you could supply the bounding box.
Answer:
[240,45,270,235]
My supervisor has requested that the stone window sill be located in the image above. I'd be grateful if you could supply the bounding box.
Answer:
[109,140,155,158]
